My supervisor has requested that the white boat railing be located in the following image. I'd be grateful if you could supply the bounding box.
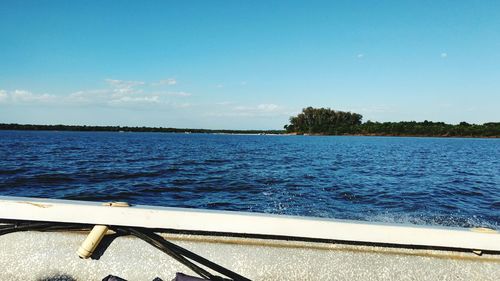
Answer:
[0,196,499,252]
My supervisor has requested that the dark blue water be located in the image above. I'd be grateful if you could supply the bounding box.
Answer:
[0,130,499,229]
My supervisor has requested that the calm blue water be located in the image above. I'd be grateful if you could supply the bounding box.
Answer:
[0,130,499,229]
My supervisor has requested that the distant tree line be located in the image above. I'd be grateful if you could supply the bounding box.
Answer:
[0,123,284,135]
[2,109,499,137]
[285,107,500,137]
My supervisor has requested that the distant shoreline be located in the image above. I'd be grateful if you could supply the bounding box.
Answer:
[1,123,499,139]
[0,123,285,135]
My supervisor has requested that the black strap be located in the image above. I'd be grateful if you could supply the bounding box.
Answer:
[112,226,251,281]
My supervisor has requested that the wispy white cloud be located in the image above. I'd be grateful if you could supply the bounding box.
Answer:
[166,91,191,97]
[257,103,279,112]
[233,103,281,113]
[215,101,234,106]
[216,84,224,88]
[153,78,177,86]
[0,90,8,103]
[108,95,160,105]
[351,105,396,114]
[67,89,109,105]
[233,103,280,113]
[8,90,57,104]
[357,53,364,59]
[1,78,193,110]
[173,102,191,108]
[210,103,290,117]
[106,78,144,89]
[104,79,145,98]
[440,52,448,58]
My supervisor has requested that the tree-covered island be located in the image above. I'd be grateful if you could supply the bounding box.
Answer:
[284,107,500,138]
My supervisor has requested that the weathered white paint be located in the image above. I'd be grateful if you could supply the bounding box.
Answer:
[0,196,499,251]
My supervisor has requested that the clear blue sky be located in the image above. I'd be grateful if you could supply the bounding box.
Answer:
[1,0,499,129]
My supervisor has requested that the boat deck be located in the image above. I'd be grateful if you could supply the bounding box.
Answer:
[1,230,499,281]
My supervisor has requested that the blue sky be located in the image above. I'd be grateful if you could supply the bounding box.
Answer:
[1,0,499,129]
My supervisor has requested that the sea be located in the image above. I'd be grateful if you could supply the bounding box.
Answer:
[0,130,499,230]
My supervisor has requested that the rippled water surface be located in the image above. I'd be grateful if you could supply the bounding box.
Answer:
[0,130,499,229]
